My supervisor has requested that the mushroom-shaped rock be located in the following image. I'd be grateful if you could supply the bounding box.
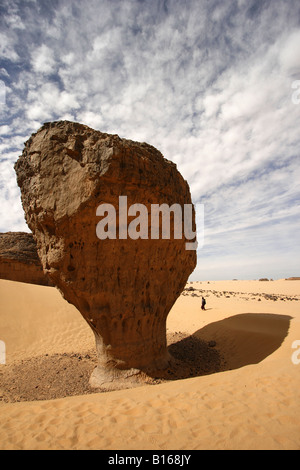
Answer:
[14,121,196,388]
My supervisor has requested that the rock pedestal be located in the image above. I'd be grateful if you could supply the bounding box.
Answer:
[15,121,196,388]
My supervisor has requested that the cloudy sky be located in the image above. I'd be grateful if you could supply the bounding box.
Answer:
[0,0,300,280]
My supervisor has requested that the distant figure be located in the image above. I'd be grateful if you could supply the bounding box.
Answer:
[201,296,206,310]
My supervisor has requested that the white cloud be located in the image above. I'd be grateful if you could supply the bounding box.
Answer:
[31,44,57,75]
[0,80,5,105]
[0,68,9,79]
[0,159,29,233]
[77,111,104,130]
[279,30,300,75]
[0,32,19,62]
[0,125,10,135]
[26,82,80,121]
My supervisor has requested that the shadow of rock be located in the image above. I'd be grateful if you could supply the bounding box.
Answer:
[145,313,292,381]
[142,332,223,381]
[192,313,292,370]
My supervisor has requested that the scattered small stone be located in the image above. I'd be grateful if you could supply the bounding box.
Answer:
[0,335,225,403]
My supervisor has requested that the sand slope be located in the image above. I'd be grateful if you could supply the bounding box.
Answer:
[0,279,300,450]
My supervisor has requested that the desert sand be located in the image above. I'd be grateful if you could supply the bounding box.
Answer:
[0,278,299,450]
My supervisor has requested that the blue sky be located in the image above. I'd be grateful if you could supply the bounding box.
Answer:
[0,0,300,280]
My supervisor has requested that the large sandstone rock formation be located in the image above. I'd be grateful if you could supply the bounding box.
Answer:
[14,121,196,388]
[0,232,52,286]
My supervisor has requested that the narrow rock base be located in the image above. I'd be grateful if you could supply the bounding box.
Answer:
[89,365,143,391]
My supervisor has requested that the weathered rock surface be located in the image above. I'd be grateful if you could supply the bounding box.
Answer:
[14,121,196,388]
[0,232,52,286]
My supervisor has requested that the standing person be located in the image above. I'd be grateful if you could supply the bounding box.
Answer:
[201,296,206,310]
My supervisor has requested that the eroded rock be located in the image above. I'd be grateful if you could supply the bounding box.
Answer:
[14,121,196,388]
[0,232,52,286]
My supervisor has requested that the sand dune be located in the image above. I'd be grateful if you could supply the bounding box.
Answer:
[0,279,300,450]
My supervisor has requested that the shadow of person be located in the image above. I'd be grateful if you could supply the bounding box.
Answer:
[192,313,292,371]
